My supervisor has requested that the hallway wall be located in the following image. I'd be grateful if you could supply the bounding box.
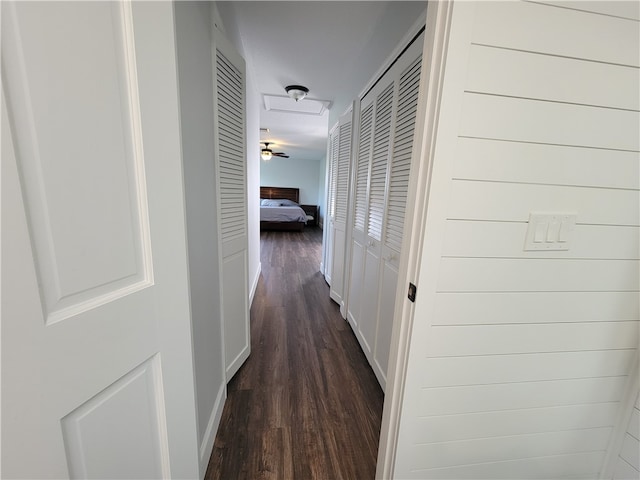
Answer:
[260,156,325,206]
[174,2,226,475]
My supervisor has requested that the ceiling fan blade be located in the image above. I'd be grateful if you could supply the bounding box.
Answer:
[273,153,289,158]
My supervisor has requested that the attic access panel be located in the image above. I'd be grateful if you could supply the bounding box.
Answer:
[263,94,331,116]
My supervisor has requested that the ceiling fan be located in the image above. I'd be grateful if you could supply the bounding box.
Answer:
[261,142,289,160]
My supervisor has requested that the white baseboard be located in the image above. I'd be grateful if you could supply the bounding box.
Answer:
[249,261,262,306]
[199,382,227,475]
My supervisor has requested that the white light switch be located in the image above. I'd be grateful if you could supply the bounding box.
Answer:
[558,219,572,242]
[524,213,577,251]
[547,220,560,242]
[534,222,546,243]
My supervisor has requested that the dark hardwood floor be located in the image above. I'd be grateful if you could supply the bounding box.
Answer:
[206,226,384,480]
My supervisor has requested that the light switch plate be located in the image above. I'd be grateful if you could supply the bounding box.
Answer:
[524,213,577,251]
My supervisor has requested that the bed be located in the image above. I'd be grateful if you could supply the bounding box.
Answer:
[260,186,308,231]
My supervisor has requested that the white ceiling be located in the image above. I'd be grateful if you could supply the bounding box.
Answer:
[217,1,427,162]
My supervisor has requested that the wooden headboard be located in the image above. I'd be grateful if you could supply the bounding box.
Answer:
[260,186,299,204]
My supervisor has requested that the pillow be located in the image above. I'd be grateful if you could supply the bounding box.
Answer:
[278,199,299,206]
[260,198,299,207]
[261,199,283,206]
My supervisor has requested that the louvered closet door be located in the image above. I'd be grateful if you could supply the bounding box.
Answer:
[375,41,423,384]
[213,29,250,380]
[324,125,340,285]
[345,30,424,391]
[346,101,374,331]
[358,81,395,369]
[329,110,353,310]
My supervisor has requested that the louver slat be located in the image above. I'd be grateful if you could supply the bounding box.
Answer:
[335,121,352,224]
[354,104,374,232]
[384,57,422,252]
[367,83,394,241]
[217,50,245,243]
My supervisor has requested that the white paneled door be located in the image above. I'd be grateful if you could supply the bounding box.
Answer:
[212,28,250,380]
[2,2,199,478]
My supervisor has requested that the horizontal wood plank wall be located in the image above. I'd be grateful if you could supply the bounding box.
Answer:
[394,2,639,479]
[612,393,640,479]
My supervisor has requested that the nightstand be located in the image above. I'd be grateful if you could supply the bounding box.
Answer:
[300,204,318,226]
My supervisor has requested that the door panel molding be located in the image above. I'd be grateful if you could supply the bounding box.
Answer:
[2,2,153,325]
[61,355,170,479]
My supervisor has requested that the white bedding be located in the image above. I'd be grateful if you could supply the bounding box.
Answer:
[260,205,307,223]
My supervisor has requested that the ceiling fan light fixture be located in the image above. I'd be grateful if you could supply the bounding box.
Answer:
[261,149,272,161]
[260,141,289,159]
[285,85,309,102]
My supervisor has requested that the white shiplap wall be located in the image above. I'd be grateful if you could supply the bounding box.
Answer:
[393,2,639,478]
[612,392,640,479]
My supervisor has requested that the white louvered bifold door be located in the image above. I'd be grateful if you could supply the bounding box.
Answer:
[358,80,395,370]
[329,110,353,309]
[346,102,374,331]
[367,83,394,243]
[329,127,340,220]
[354,104,374,233]
[323,125,340,285]
[375,40,423,388]
[384,55,422,255]
[213,28,250,380]
[345,30,424,390]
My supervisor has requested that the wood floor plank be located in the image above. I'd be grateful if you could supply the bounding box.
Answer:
[206,227,384,479]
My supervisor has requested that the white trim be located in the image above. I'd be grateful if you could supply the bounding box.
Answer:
[249,261,261,306]
[120,0,154,293]
[150,355,172,478]
[375,2,455,478]
[198,382,227,476]
[339,99,355,120]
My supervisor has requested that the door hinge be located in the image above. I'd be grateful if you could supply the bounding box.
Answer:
[408,283,417,303]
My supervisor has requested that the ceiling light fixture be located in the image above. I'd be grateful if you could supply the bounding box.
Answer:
[285,85,309,102]
[261,148,273,161]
